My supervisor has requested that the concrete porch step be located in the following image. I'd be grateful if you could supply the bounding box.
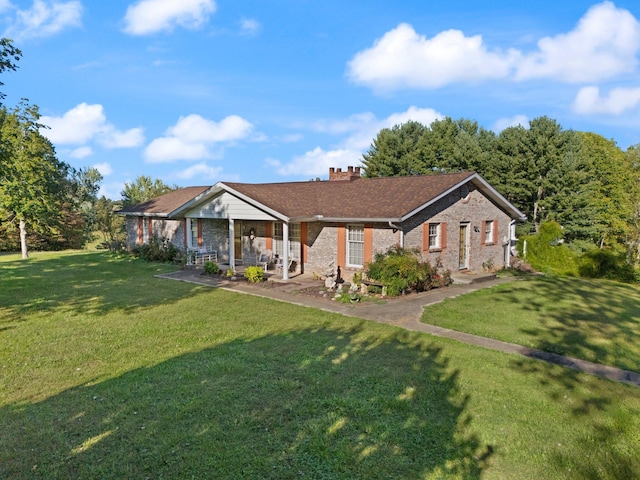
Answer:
[451,271,497,285]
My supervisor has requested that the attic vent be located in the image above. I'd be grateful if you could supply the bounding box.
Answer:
[460,184,470,199]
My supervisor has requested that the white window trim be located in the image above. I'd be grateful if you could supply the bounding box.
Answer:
[346,224,365,267]
[428,223,441,250]
[485,220,495,245]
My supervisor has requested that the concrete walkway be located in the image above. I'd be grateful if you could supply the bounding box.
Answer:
[158,269,640,388]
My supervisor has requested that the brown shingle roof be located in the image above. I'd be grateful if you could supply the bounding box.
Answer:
[119,186,210,215]
[224,171,475,220]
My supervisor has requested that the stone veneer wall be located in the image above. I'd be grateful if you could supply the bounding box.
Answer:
[125,217,186,250]
[303,185,512,277]
[125,217,138,250]
[199,219,231,262]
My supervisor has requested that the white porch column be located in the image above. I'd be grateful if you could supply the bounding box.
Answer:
[282,222,289,281]
[186,218,192,248]
[228,218,235,271]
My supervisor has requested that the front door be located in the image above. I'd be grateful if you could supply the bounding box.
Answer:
[234,222,243,262]
[459,223,469,269]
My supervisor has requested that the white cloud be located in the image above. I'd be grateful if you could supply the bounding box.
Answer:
[573,86,640,115]
[492,115,529,133]
[100,127,145,148]
[40,103,145,153]
[267,147,362,178]
[145,113,253,163]
[173,163,223,181]
[0,1,12,14]
[240,17,260,36]
[272,106,442,178]
[123,0,216,35]
[98,181,125,200]
[347,23,518,90]
[69,146,92,159]
[314,106,442,151]
[93,162,113,176]
[3,0,82,41]
[516,2,640,82]
[347,2,640,91]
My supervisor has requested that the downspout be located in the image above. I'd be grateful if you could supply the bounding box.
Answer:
[388,221,404,248]
[506,219,516,268]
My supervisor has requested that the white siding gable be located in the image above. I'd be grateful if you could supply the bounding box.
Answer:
[184,191,276,220]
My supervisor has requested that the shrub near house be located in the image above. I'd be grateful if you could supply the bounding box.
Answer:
[365,246,452,296]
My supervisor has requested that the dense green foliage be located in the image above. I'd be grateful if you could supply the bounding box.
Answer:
[131,235,179,262]
[121,175,176,208]
[94,196,126,250]
[518,221,579,276]
[365,246,451,296]
[518,221,638,282]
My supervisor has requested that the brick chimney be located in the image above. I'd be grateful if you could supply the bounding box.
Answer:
[329,166,361,181]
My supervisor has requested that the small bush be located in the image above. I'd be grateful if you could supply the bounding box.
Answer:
[517,221,578,276]
[203,261,219,275]
[131,235,179,263]
[365,246,451,297]
[244,266,264,283]
[578,248,638,283]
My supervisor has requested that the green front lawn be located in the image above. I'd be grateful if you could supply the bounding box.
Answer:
[422,275,640,372]
[1,251,639,479]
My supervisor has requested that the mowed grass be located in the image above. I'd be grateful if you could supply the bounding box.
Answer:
[422,275,640,372]
[1,252,639,479]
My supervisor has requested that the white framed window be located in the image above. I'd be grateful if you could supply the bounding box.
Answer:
[347,224,364,267]
[484,220,495,245]
[273,222,300,258]
[428,223,440,249]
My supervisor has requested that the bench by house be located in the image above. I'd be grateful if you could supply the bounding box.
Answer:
[187,247,218,266]
[361,278,387,296]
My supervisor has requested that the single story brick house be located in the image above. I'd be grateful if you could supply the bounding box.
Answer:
[119,167,526,280]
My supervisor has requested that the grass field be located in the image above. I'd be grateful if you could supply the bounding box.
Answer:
[1,251,639,479]
[421,275,640,372]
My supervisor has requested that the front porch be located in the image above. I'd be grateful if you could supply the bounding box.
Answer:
[186,260,303,282]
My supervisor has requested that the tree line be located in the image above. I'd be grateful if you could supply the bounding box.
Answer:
[362,117,640,258]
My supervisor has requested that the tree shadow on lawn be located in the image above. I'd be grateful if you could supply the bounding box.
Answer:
[1,327,492,479]
[500,277,640,478]
[496,276,640,372]
[0,252,201,323]
[510,355,640,480]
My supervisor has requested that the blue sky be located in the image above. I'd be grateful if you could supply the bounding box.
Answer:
[2,0,640,198]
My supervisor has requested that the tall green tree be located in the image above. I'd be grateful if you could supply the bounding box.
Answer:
[362,117,495,177]
[362,121,428,177]
[0,102,69,258]
[95,196,125,250]
[121,175,176,207]
[577,133,636,248]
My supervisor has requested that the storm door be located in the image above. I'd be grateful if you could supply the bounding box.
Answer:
[459,223,470,269]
